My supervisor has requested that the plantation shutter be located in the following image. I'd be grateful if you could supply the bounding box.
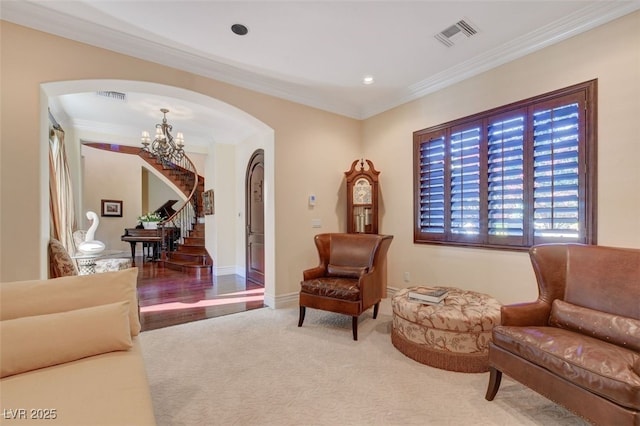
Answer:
[450,125,481,239]
[532,100,582,243]
[487,112,526,246]
[417,133,446,237]
[413,80,594,249]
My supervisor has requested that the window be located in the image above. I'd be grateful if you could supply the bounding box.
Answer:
[413,80,596,249]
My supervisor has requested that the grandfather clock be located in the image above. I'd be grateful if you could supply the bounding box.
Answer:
[345,159,380,234]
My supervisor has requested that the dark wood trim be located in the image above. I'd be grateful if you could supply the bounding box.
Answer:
[413,79,597,250]
[83,142,141,155]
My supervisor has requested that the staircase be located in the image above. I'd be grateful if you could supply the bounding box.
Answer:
[83,143,213,276]
[162,223,212,278]
[138,152,212,277]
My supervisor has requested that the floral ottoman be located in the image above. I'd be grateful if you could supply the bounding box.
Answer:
[391,286,501,373]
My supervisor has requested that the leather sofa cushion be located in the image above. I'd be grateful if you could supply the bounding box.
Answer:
[564,245,640,319]
[493,325,640,410]
[300,277,360,301]
[550,299,640,352]
[327,264,367,278]
[329,234,377,269]
[1,301,132,378]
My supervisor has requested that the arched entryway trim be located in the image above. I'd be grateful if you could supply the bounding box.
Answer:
[40,80,277,306]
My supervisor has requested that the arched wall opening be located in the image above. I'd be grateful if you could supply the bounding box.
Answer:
[41,80,277,306]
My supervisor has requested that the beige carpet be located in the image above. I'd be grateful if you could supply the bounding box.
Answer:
[140,300,589,426]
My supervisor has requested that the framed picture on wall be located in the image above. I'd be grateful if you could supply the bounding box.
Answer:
[203,190,214,215]
[101,199,123,217]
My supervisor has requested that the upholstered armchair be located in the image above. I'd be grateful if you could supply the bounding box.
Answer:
[298,233,393,340]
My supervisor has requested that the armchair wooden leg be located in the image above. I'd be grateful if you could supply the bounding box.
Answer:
[373,302,380,319]
[298,306,306,327]
[352,316,358,341]
[485,367,502,401]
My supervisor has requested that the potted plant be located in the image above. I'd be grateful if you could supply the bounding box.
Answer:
[138,212,163,229]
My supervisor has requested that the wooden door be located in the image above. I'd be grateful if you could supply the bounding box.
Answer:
[245,150,265,286]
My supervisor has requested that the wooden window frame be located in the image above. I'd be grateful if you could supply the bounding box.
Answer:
[413,80,597,250]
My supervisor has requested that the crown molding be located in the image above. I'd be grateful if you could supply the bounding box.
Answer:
[4,1,639,120]
[360,1,640,118]
[1,1,362,118]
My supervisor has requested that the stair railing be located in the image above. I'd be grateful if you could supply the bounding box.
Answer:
[142,152,200,257]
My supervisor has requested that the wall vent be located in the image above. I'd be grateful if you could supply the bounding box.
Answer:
[96,91,127,102]
[435,19,479,47]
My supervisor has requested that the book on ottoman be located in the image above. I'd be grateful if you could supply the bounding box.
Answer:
[408,288,449,304]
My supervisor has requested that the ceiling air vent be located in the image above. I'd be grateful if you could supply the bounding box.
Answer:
[435,19,479,47]
[96,91,127,102]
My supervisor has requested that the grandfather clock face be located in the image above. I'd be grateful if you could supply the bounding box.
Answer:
[353,178,372,205]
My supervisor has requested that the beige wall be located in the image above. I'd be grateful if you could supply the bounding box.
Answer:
[207,142,237,275]
[364,11,640,303]
[79,144,194,255]
[2,13,639,305]
[0,21,361,298]
[80,146,142,253]
[147,171,183,220]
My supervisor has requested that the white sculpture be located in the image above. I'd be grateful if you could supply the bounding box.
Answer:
[77,211,106,254]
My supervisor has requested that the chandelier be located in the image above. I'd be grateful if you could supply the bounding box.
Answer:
[141,108,185,163]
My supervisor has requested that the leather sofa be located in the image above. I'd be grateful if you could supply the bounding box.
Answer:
[485,244,640,425]
[0,268,156,425]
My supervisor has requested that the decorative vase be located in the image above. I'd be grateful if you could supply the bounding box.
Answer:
[143,222,158,230]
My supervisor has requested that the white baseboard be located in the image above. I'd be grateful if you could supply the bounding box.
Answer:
[263,291,298,309]
[267,288,399,310]
[214,266,239,276]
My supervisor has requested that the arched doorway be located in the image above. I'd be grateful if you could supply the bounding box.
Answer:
[40,80,276,305]
[245,150,265,286]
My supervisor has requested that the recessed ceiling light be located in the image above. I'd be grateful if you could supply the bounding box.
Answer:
[231,24,249,36]
[362,75,375,85]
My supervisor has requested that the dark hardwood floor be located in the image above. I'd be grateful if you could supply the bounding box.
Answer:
[135,257,264,332]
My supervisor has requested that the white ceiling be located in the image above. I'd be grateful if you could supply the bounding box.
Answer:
[3,1,640,147]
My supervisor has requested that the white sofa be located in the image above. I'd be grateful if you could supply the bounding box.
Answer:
[0,268,156,425]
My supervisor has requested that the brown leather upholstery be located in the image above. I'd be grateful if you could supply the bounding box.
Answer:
[485,244,640,425]
[298,233,393,340]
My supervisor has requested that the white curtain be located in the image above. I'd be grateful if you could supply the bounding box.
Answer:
[49,125,77,253]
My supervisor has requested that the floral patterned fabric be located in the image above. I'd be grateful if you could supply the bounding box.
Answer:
[391,287,501,372]
[48,239,78,278]
[94,258,132,274]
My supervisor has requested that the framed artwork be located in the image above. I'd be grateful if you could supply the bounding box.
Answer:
[203,190,214,215]
[101,199,123,217]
